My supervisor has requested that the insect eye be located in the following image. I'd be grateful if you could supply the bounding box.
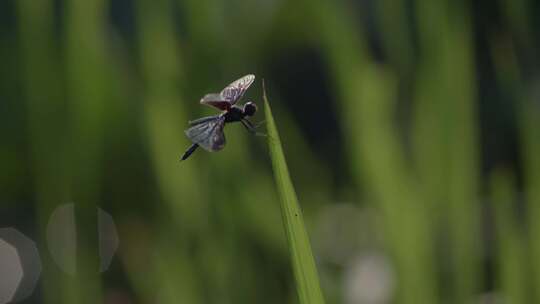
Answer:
[243,102,257,116]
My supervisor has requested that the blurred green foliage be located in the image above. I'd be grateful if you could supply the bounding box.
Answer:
[2,0,540,303]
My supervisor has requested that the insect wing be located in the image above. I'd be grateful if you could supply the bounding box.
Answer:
[188,114,221,126]
[220,74,255,104]
[184,116,226,152]
[200,93,231,111]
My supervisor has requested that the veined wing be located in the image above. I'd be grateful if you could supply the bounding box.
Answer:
[220,74,255,104]
[188,114,221,126]
[200,93,231,111]
[184,116,226,152]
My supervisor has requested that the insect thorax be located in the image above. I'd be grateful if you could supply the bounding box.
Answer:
[224,106,245,123]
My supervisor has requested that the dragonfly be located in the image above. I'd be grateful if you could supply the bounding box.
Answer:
[181,74,262,161]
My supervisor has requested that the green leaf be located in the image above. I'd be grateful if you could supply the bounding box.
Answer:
[263,82,326,304]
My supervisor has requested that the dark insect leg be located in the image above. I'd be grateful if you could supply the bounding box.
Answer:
[241,119,266,137]
[181,143,199,161]
[244,118,266,129]
[189,115,220,126]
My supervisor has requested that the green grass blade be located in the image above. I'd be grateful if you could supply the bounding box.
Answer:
[263,84,325,304]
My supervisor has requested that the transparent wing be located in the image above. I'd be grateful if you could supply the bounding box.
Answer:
[188,114,221,126]
[184,116,226,152]
[220,74,255,104]
[200,93,231,111]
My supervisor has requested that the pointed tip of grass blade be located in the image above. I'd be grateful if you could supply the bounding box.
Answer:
[262,84,326,304]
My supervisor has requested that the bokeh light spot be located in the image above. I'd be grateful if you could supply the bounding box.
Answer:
[344,253,394,304]
[46,204,77,275]
[0,239,22,304]
[0,228,41,304]
[47,203,119,274]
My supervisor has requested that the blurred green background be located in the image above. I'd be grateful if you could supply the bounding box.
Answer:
[1,0,540,303]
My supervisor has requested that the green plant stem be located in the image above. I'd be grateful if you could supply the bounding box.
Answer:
[264,84,326,304]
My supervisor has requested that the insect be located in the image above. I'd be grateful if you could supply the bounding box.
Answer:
[181,74,262,161]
